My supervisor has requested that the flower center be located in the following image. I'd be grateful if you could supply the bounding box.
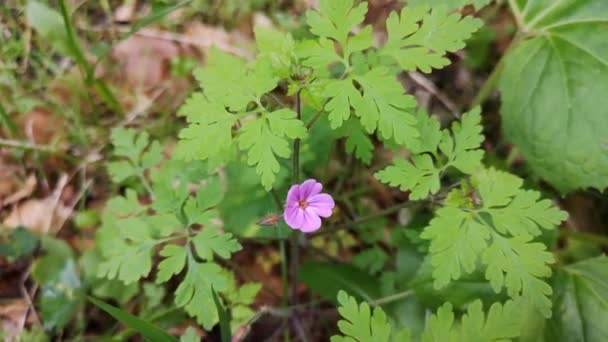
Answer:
[297,200,309,209]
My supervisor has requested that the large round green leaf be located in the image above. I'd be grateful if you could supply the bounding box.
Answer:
[546,256,608,342]
[499,0,608,192]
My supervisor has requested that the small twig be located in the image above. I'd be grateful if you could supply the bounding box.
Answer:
[291,315,309,342]
[408,71,460,118]
[0,138,73,160]
[43,173,69,234]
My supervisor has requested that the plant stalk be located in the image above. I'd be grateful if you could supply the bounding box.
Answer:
[471,31,525,108]
[269,189,291,340]
[59,0,123,115]
[370,290,413,306]
[290,90,302,308]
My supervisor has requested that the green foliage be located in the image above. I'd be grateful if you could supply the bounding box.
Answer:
[381,6,482,73]
[375,108,484,200]
[180,327,200,342]
[97,179,241,329]
[332,290,408,342]
[333,291,523,342]
[421,299,522,341]
[176,49,307,189]
[420,168,568,317]
[107,128,162,184]
[255,26,297,78]
[89,296,178,342]
[499,0,608,192]
[32,237,83,331]
[223,275,262,331]
[239,108,307,189]
[353,247,389,275]
[299,261,382,303]
[175,0,481,188]
[78,0,592,342]
[97,152,244,329]
[547,256,608,341]
[337,119,374,164]
[306,0,368,48]
[26,1,70,54]
[175,257,228,330]
[0,227,38,260]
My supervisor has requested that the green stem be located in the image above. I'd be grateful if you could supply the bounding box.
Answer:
[0,102,16,135]
[561,229,608,247]
[471,58,505,108]
[290,91,302,308]
[370,290,413,306]
[292,90,302,183]
[59,0,123,114]
[138,172,155,200]
[471,32,525,108]
[269,189,291,339]
[305,110,323,129]
[507,0,526,32]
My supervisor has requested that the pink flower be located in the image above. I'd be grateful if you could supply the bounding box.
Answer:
[284,179,335,233]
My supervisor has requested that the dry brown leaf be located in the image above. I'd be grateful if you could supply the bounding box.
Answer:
[112,31,179,88]
[0,299,29,342]
[15,108,65,145]
[0,156,22,200]
[3,198,70,234]
[114,0,136,23]
[1,174,36,208]
[3,175,70,234]
[183,22,251,58]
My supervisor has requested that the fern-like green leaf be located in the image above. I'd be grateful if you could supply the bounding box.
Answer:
[420,168,568,316]
[239,111,307,190]
[382,6,482,73]
[174,256,229,330]
[108,128,162,183]
[420,206,490,288]
[191,227,241,261]
[459,299,522,341]
[156,244,187,283]
[331,290,395,342]
[375,108,483,199]
[306,0,368,48]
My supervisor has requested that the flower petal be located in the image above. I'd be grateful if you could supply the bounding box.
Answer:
[307,193,335,217]
[299,179,322,199]
[284,206,304,230]
[286,184,300,207]
[299,209,322,232]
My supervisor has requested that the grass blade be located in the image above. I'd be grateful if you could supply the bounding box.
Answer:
[88,296,178,342]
